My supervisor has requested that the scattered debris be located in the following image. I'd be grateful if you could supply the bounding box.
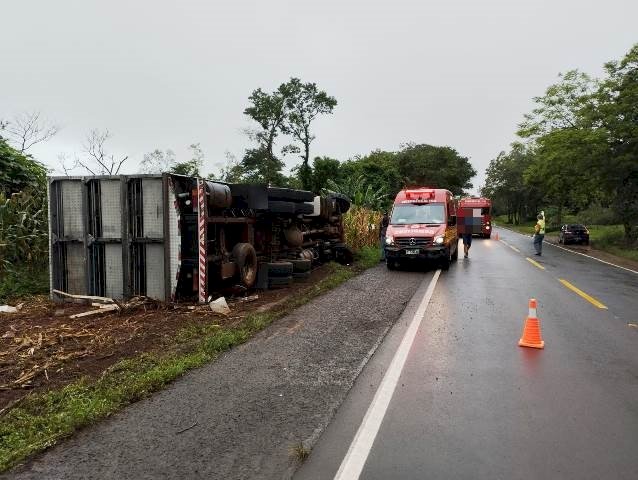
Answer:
[52,290,115,305]
[209,297,231,316]
[239,295,259,303]
[70,304,120,319]
[175,422,199,434]
[0,305,19,314]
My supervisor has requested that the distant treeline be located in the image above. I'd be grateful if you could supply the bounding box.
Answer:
[482,44,638,244]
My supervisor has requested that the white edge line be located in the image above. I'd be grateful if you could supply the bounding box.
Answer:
[333,270,442,480]
[495,226,638,275]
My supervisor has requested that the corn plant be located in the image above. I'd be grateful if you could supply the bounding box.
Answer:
[0,189,49,275]
[343,206,383,251]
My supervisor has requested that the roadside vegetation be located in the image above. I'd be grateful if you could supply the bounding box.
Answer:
[483,44,638,256]
[0,138,49,303]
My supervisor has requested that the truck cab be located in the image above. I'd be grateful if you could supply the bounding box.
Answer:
[384,188,458,270]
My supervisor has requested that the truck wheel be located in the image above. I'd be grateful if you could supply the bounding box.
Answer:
[266,261,294,277]
[267,201,296,214]
[269,275,293,287]
[267,188,314,203]
[232,243,258,288]
[290,259,311,272]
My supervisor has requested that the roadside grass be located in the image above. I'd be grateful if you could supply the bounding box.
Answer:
[494,216,638,262]
[290,442,311,463]
[0,248,381,473]
[0,264,49,304]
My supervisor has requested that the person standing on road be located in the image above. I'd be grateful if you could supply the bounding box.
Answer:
[462,232,472,258]
[379,212,389,261]
[533,211,545,256]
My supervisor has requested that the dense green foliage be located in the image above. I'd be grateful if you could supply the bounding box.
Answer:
[319,144,476,209]
[483,44,638,244]
[0,138,47,196]
[0,139,50,298]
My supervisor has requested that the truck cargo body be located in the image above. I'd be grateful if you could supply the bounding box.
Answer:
[48,174,351,302]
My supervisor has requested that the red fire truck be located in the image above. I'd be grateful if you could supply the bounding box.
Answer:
[458,197,492,238]
[384,188,459,270]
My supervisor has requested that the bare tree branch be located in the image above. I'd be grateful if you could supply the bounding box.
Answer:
[78,129,128,175]
[3,111,59,152]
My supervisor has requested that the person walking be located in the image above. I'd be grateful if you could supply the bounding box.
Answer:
[379,212,389,261]
[462,232,472,258]
[533,211,545,256]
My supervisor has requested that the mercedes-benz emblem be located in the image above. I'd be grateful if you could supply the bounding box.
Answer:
[409,238,416,246]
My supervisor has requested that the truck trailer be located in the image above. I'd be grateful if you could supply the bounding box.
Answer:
[48,174,351,302]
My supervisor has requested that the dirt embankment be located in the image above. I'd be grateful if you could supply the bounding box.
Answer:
[0,266,335,411]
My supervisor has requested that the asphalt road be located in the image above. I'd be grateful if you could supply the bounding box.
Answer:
[296,228,638,480]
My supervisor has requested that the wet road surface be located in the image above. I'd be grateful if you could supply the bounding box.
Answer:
[296,228,638,480]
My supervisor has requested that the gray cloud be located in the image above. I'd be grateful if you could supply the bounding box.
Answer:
[2,0,636,191]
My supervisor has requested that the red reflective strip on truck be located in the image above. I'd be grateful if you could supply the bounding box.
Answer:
[197,180,207,303]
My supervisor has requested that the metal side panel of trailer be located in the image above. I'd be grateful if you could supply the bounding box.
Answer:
[48,175,175,301]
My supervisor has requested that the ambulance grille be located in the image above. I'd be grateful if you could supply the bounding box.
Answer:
[396,237,432,248]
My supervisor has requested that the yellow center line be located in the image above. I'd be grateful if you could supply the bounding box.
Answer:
[526,257,545,270]
[558,279,608,309]
[509,245,521,253]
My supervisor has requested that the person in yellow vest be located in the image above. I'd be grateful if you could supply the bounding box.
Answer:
[533,211,545,256]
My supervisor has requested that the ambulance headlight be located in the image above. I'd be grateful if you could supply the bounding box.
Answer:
[385,236,394,245]
[434,235,444,245]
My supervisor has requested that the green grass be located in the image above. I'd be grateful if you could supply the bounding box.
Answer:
[0,255,380,473]
[494,216,638,262]
[0,264,49,303]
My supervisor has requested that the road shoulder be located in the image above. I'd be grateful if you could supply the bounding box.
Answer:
[7,265,428,480]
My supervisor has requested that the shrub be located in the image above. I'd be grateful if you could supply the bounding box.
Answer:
[343,206,382,251]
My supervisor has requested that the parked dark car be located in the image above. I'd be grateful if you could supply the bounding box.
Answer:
[558,224,590,245]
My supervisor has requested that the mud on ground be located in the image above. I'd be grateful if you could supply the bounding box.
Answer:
[0,266,333,410]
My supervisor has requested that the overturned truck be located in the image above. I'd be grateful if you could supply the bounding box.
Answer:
[48,174,351,302]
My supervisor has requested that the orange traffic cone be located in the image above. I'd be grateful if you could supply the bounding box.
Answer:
[518,299,545,349]
[494,231,499,241]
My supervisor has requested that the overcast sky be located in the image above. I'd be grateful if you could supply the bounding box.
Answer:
[2,0,636,192]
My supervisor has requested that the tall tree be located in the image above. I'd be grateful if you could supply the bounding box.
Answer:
[242,84,295,184]
[395,144,476,195]
[589,44,638,243]
[284,78,337,190]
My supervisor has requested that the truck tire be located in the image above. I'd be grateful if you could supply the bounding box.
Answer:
[295,202,314,215]
[267,201,296,214]
[232,243,258,288]
[266,261,294,277]
[269,275,293,287]
[292,271,311,280]
[290,259,311,273]
[267,187,314,203]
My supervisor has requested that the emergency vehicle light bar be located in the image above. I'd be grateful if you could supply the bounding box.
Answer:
[405,189,435,200]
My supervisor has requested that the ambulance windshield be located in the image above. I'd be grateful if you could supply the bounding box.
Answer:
[390,203,445,225]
